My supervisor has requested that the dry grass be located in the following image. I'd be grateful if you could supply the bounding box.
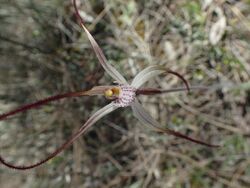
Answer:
[0,0,250,187]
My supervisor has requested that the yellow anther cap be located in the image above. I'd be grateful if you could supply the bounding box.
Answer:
[104,89,113,97]
[111,87,121,96]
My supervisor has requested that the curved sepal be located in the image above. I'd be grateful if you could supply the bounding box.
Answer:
[131,65,190,92]
[0,102,119,170]
[131,65,165,88]
[73,0,127,84]
[131,99,219,147]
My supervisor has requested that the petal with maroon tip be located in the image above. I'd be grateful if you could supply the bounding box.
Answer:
[131,99,219,147]
[131,66,190,92]
[0,90,92,121]
[0,102,119,170]
[73,0,127,84]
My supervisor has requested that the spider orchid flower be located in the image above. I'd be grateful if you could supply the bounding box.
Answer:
[0,0,219,170]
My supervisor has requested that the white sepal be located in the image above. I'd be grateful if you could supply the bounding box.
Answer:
[131,65,165,88]
[81,23,128,84]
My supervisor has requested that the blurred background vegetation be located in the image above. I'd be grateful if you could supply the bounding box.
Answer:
[0,0,250,187]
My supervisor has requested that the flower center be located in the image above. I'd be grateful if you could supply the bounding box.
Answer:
[115,85,136,107]
[104,85,136,107]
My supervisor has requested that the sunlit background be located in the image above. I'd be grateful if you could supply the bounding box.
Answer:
[0,0,250,187]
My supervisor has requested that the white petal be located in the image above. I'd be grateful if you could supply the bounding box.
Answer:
[78,102,119,132]
[131,65,165,88]
[131,99,161,129]
[131,99,218,147]
[73,0,127,84]
[0,102,119,170]
[80,24,128,84]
